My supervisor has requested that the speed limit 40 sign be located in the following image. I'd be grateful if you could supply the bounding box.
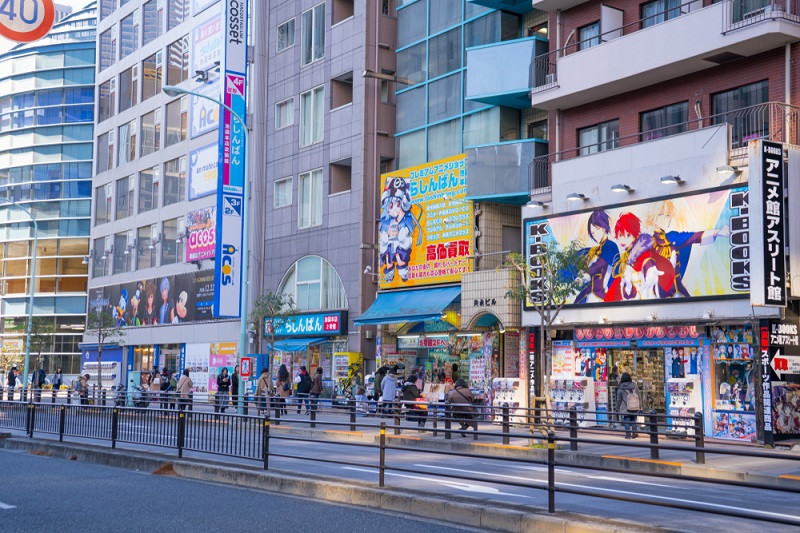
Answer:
[0,0,55,43]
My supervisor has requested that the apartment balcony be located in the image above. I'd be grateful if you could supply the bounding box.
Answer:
[466,138,549,204]
[532,0,589,12]
[530,0,800,110]
[466,37,548,109]
[467,0,535,14]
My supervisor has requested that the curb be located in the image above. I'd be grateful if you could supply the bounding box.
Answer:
[1,437,671,533]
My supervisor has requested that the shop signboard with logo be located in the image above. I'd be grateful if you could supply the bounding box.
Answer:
[190,80,221,139]
[191,11,222,75]
[524,186,750,308]
[378,154,473,289]
[265,311,348,338]
[189,143,218,200]
[760,308,800,444]
[186,206,216,261]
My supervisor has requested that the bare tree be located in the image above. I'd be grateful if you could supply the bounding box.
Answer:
[29,317,56,370]
[86,308,125,394]
[248,290,296,382]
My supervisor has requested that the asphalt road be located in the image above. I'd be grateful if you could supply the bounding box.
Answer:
[0,449,474,533]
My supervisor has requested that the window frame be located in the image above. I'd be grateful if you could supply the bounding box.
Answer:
[274,177,293,208]
[639,101,688,141]
[298,168,323,229]
[299,85,324,147]
[578,119,620,156]
[578,21,600,51]
[301,3,326,66]
[275,97,295,130]
[277,18,296,53]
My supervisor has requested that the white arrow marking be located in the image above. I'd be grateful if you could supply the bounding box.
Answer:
[770,350,800,379]
[0,502,16,510]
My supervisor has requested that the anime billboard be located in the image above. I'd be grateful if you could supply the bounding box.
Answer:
[524,186,750,308]
[379,154,473,289]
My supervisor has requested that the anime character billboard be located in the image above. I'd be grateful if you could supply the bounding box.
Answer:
[524,186,750,307]
[379,154,473,289]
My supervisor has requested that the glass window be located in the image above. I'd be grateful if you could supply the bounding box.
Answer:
[397,0,425,47]
[396,42,426,88]
[96,132,113,174]
[99,0,114,21]
[161,217,184,266]
[428,28,461,79]
[278,256,348,312]
[641,0,681,28]
[428,74,461,123]
[98,80,115,123]
[298,169,322,228]
[301,3,326,66]
[640,101,688,141]
[578,119,619,155]
[99,28,115,71]
[165,98,187,146]
[711,80,769,146]
[93,236,108,277]
[94,183,113,225]
[138,167,159,213]
[277,18,295,52]
[37,89,62,107]
[115,175,134,220]
[65,87,93,104]
[142,53,162,101]
[64,105,93,123]
[396,86,425,132]
[168,0,189,30]
[274,177,292,207]
[36,107,61,125]
[163,156,186,205]
[167,36,190,86]
[275,97,294,129]
[299,86,324,147]
[142,0,163,45]
[117,119,137,166]
[120,13,138,60]
[430,0,461,34]
[397,129,426,169]
[428,118,461,162]
[578,22,600,50]
[118,66,138,113]
[137,225,157,270]
[140,109,161,156]
[712,343,755,412]
[113,232,130,274]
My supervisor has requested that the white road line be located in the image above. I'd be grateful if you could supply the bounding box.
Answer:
[0,502,16,510]
[415,463,546,484]
[512,465,674,487]
[341,466,533,498]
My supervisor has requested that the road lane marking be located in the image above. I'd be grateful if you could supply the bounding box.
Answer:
[340,466,533,498]
[601,455,683,467]
[0,502,16,510]
[778,474,800,481]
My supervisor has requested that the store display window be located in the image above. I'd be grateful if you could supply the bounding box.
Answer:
[712,343,756,412]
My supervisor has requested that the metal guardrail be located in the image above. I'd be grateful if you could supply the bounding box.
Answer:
[3,398,800,526]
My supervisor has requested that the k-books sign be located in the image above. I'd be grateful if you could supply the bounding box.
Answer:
[213,0,248,318]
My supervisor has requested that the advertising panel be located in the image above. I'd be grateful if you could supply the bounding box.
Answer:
[524,186,750,308]
[265,311,348,338]
[189,143,218,200]
[378,154,473,289]
[186,206,216,262]
[189,80,221,139]
[761,309,800,443]
[213,0,249,318]
[87,270,215,327]
[191,12,222,75]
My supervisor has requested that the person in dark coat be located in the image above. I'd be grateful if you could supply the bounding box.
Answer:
[216,368,231,413]
[295,366,312,414]
[615,372,639,439]
[309,367,323,412]
[6,367,17,401]
[446,379,475,436]
[402,374,427,428]
[231,365,240,409]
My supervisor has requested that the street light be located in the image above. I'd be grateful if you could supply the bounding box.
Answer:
[0,200,38,402]
[162,85,250,414]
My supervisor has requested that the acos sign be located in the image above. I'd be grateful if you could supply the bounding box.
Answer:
[0,0,55,43]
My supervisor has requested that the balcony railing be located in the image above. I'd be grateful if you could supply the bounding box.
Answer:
[528,101,800,191]
[530,0,800,92]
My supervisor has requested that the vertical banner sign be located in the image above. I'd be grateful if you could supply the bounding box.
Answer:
[759,325,774,446]
[750,141,786,307]
[213,0,248,318]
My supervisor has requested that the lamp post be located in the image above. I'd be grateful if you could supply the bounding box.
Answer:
[162,85,250,414]
[0,200,38,402]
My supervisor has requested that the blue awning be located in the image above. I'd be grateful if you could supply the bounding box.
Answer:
[354,286,461,326]
[266,338,326,352]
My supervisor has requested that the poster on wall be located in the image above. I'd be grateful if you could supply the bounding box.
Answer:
[186,206,216,262]
[551,341,575,376]
[761,312,800,442]
[378,154,473,289]
[88,270,215,327]
[208,342,237,395]
[190,80,221,139]
[191,12,222,75]
[189,143,218,200]
[184,343,211,401]
[524,186,749,308]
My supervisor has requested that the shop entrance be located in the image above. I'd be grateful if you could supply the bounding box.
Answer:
[607,348,665,413]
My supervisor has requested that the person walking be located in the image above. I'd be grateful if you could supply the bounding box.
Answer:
[168,370,178,409]
[447,379,475,437]
[275,364,291,416]
[149,368,162,408]
[32,366,46,402]
[216,368,231,413]
[616,372,640,439]
[177,369,193,412]
[380,366,399,417]
[295,366,312,414]
[231,365,240,411]
[159,368,171,409]
[51,367,63,395]
[77,373,90,406]
[255,368,271,416]
[402,374,427,429]
[6,366,17,401]
[309,367,323,412]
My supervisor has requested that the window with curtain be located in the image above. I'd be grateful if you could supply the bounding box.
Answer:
[640,101,688,141]
[298,169,322,228]
[139,166,159,213]
[299,86,324,147]
[275,98,294,129]
[301,3,326,66]
[641,0,681,28]
[711,80,769,146]
[274,177,292,207]
[578,22,600,50]
[278,256,348,312]
[117,119,136,166]
[277,18,295,52]
[578,119,619,155]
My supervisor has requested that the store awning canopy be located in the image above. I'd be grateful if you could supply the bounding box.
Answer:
[266,338,326,352]
[354,286,461,326]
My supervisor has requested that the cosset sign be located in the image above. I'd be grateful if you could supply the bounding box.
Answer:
[0,0,54,43]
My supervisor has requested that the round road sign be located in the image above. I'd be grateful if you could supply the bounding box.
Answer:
[0,0,55,43]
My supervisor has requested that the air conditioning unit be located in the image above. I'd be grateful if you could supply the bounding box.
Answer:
[545,73,556,85]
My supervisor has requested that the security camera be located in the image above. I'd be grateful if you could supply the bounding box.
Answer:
[363,265,372,274]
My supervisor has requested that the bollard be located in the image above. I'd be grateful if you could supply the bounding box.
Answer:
[310,406,316,429]
[393,403,401,436]
[502,403,510,446]
[694,412,705,464]
[177,412,186,458]
[274,397,282,425]
[349,398,357,432]
[67,389,72,405]
[111,408,119,449]
[547,431,556,513]
[379,422,386,488]
[568,406,578,452]
[444,403,451,440]
[58,405,66,442]
[26,403,34,438]
[263,415,271,471]
[432,402,438,438]
[102,390,107,407]
[51,388,57,404]
[648,410,659,460]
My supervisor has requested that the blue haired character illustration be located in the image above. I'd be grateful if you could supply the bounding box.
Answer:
[379,177,418,283]
[114,289,128,327]
[574,210,619,303]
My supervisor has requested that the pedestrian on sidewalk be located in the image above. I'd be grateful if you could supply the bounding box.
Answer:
[309,367,323,412]
[616,372,640,439]
[32,366,46,402]
[275,364,291,416]
[295,366,312,414]
[216,368,231,413]
[51,367,63,393]
[6,366,17,401]
[373,366,386,413]
[78,373,90,406]
[168,370,178,409]
[447,379,475,437]
[402,374,427,429]
[149,368,162,407]
[255,368,271,415]
[380,366,399,417]
[177,369,193,412]
[160,368,171,409]
[232,365,240,411]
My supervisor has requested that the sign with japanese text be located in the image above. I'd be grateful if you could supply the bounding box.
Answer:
[186,206,216,262]
[378,154,473,289]
[213,0,248,318]
[191,12,222,75]
[750,141,787,307]
[761,307,800,441]
[190,80,221,139]
[0,0,54,43]
[266,311,348,338]
[189,143,218,200]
